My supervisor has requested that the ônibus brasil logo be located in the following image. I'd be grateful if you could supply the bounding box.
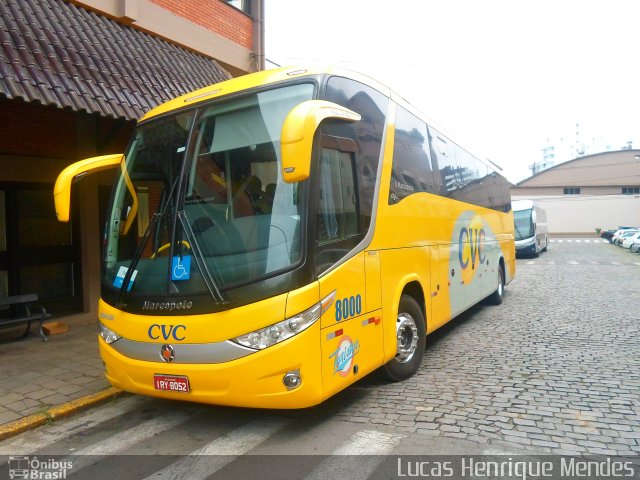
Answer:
[8,456,73,479]
[329,335,360,377]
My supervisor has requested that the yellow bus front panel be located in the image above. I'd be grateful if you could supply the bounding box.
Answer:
[100,320,324,409]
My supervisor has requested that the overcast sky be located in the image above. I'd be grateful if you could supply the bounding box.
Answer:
[264,0,640,183]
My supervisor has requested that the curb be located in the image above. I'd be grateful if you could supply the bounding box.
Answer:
[0,387,125,442]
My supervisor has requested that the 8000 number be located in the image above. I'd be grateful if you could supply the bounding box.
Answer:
[335,294,362,322]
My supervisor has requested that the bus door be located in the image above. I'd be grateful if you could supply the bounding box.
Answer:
[314,138,384,399]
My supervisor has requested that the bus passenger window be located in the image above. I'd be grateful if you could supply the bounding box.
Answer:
[315,147,361,274]
[317,149,358,243]
[389,106,437,204]
[323,77,388,233]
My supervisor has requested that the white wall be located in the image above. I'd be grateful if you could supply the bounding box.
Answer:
[511,195,640,234]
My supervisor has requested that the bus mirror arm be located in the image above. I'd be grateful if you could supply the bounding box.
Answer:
[54,154,123,222]
[280,100,361,183]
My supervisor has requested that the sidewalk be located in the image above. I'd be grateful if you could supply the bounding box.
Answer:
[0,316,116,431]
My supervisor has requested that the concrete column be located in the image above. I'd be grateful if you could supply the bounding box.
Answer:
[77,177,101,315]
[76,112,101,316]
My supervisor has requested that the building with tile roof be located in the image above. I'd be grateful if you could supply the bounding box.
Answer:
[511,150,640,235]
[0,0,264,323]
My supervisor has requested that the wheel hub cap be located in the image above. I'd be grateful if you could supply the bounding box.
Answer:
[395,313,418,363]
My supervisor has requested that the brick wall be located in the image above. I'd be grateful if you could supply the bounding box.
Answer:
[148,0,253,49]
[96,118,136,154]
[0,98,77,159]
[0,98,134,161]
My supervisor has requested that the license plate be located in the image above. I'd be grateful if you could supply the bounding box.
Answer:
[153,374,190,393]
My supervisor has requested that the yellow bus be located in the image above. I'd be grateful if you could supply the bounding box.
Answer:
[55,66,515,408]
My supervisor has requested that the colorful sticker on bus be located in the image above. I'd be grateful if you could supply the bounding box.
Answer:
[171,255,191,281]
[329,335,360,377]
[451,212,494,286]
[458,214,486,286]
[112,266,138,291]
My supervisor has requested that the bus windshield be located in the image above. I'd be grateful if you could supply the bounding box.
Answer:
[513,208,534,240]
[102,83,314,302]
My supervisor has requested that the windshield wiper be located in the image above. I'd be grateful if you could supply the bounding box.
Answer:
[114,153,228,305]
[116,209,228,306]
[116,173,181,306]
[116,211,163,306]
[178,210,229,305]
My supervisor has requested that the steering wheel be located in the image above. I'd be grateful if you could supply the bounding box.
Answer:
[151,240,191,259]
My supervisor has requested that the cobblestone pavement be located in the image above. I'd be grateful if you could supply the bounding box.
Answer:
[0,319,108,425]
[329,239,640,456]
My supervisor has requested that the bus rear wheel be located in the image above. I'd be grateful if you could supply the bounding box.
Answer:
[486,264,505,305]
[380,295,426,382]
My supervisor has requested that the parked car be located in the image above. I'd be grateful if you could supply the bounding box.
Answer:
[600,229,617,241]
[615,230,640,246]
[610,229,626,244]
[622,231,640,248]
[611,227,637,244]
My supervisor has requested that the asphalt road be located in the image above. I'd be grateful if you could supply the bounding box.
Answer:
[1,237,639,479]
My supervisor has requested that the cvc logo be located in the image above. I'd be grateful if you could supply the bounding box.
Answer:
[458,215,486,285]
[148,324,187,341]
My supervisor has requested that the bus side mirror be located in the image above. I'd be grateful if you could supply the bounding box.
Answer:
[54,154,123,222]
[280,100,360,183]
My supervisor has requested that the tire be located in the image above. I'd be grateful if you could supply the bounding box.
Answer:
[542,235,549,252]
[379,295,426,382]
[486,264,505,305]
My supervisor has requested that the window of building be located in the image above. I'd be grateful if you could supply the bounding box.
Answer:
[622,187,640,195]
[563,187,581,195]
[225,0,251,15]
[0,184,82,316]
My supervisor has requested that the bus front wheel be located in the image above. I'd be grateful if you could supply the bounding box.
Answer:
[380,295,426,382]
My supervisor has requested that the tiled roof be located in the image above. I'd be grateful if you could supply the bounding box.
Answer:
[0,0,231,120]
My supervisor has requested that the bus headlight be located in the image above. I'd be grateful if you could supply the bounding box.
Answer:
[99,322,122,344]
[232,290,336,350]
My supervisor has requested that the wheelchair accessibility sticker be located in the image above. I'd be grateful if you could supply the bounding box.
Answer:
[172,256,191,281]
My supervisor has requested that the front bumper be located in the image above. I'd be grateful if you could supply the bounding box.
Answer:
[99,321,323,409]
[515,240,537,256]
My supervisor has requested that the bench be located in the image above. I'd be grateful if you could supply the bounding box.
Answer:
[0,294,52,341]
